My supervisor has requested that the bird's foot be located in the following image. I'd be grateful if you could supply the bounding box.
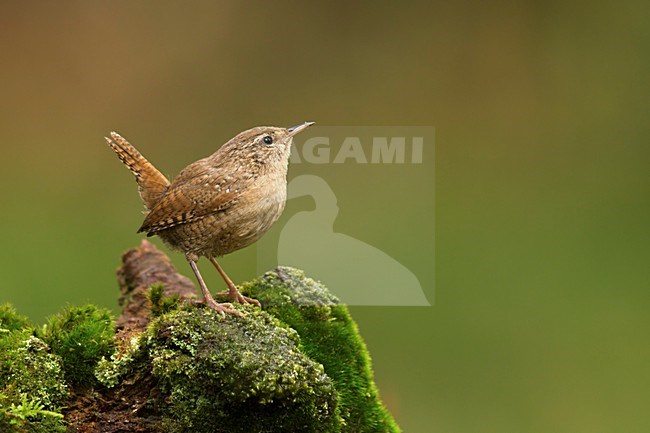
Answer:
[200,298,243,317]
[215,287,262,307]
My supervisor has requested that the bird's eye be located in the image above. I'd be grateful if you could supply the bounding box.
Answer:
[263,135,273,145]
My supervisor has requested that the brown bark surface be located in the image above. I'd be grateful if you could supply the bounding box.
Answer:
[116,239,197,330]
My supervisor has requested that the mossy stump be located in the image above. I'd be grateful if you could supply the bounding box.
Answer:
[0,241,400,432]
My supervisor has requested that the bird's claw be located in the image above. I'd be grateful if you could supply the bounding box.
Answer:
[215,290,262,307]
[202,298,243,317]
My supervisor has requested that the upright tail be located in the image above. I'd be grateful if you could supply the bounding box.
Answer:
[106,132,170,211]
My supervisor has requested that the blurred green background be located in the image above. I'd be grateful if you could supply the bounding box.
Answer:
[1,1,649,432]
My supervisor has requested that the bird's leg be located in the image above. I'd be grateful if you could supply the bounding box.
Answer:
[187,257,240,316]
[209,257,261,307]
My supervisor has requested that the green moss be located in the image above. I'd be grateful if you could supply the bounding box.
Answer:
[241,267,400,433]
[146,305,340,432]
[0,393,66,433]
[40,304,115,387]
[0,307,67,433]
[95,333,144,388]
[148,284,180,317]
[0,304,30,332]
[0,334,68,408]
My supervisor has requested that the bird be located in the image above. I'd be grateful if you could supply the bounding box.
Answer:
[106,122,314,315]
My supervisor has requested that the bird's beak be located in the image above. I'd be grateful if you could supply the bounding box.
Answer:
[287,121,315,137]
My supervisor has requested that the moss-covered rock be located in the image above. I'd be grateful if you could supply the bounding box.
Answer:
[97,304,340,433]
[93,266,400,432]
[1,263,400,432]
[156,306,340,432]
[240,267,400,433]
[40,304,115,387]
[0,305,67,433]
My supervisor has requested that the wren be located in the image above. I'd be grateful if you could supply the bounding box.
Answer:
[106,122,314,315]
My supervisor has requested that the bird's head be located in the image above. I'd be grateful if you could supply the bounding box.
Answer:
[216,122,314,168]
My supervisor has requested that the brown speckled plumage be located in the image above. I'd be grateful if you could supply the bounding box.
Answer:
[106,123,314,314]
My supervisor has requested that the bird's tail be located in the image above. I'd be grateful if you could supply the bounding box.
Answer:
[106,132,170,211]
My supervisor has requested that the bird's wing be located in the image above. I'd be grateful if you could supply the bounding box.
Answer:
[138,164,242,235]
